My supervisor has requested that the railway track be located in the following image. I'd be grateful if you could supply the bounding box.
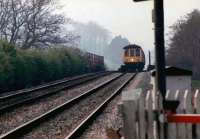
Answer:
[0,72,101,97]
[0,73,136,139]
[0,72,120,136]
[66,73,135,139]
[0,71,111,114]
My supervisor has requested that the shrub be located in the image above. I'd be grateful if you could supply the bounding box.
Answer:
[0,41,104,93]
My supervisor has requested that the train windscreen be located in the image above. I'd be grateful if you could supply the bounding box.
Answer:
[136,48,140,56]
[130,48,135,56]
[125,49,129,56]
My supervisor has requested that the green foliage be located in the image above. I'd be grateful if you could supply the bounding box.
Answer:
[0,40,16,91]
[0,41,103,93]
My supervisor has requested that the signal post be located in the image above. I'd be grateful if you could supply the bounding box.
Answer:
[133,0,166,104]
[133,0,168,138]
[132,1,200,139]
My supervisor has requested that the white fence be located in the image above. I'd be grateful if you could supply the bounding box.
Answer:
[120,89,200,139]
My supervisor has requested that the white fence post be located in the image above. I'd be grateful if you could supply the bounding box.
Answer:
[194,89,200,139]
[184,90,193,139]
[165,90,178,139]
[157,91,165,139]
[138,91,146,139]
[122,89,142,139]
[176,90,187,139]
[146,90,154,139]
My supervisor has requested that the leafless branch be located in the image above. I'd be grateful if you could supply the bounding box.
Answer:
[0,0,77,49]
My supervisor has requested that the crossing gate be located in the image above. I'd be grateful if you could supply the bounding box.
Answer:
[120,89,200,139]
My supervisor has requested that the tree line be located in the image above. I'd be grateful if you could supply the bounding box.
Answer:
[0,0,93,92]
[167,10,200,79]
[0,0,130,92]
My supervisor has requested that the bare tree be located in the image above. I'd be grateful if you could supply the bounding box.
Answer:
[73,22,111,55]
[0,0,76,49]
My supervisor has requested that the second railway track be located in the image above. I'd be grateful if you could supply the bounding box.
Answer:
[0,73,136,139]
[0,71,111,114]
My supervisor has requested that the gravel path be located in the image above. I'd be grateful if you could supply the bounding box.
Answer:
[124,72,151,92]
[21,74,132,139]
[78,72,151,139]
[0,73,120,135]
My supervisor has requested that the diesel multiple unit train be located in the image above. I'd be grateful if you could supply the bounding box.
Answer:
[119,44,145,72]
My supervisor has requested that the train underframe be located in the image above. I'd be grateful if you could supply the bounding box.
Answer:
[119,62,145,72]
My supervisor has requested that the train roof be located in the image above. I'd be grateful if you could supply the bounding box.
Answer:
[123,44,142,49]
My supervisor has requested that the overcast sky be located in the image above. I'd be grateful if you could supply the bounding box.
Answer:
[59,0,200,52]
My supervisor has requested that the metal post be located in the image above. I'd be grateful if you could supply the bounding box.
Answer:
[154,1,168,139]
[154,0,166,101]
[133,1,179,138]
[149,50,151,65]
[133,0,166,104]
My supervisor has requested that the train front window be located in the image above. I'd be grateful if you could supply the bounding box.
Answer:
[136,48,140,56]
[130,48,134,56]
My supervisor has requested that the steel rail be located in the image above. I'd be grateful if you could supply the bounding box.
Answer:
[65,73,136,139]
[0,71,111,114]
[0,71,107,101]
[0,73,124,139]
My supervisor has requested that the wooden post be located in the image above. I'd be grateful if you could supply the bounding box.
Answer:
[165,90,177,139]
[122,89,142,139]
[146,90,154,139]
[154,0,166,103]
[194,90,200,139]
[176,90,187,139]
[138,91,146,139]
[157,91,165,139]
[184,90,193,139]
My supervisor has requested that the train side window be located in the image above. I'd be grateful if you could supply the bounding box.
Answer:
[136,48,140,56]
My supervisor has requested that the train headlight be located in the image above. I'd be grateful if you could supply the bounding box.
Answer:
[131,58,134,62]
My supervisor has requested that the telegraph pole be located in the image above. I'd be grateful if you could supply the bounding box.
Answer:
[154,0,166,100]
[132,2,180,139]
[133,0,166,101]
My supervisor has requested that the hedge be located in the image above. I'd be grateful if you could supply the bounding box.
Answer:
[0,40,102,93]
